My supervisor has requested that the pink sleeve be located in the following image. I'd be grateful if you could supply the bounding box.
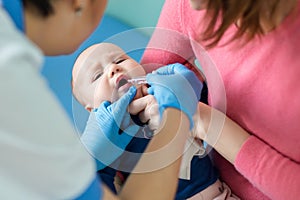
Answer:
[141,0,194,73]
[235,136,300,200]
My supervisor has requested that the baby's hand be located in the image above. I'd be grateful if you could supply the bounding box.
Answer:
[128,85,160,131]
[138,95,160,131]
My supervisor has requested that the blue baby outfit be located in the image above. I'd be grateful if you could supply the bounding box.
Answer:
[99,127,219,200]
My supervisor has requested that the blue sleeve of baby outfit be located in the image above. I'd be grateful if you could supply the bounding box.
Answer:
[97,167,117,194]
[97,129,151,192]
[116,131,151,180]
[175,155,219,200]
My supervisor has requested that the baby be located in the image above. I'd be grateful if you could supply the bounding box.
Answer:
[72,42,159,131]
[72,43,236,200]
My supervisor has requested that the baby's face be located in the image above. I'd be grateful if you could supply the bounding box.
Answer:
[72,43,146,111]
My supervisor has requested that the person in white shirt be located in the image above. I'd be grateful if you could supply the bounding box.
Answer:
[0,0,202,199]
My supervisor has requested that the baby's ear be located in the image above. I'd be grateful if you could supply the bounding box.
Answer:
[85,105,92,112]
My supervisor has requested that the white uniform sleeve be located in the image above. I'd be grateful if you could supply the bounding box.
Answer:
[0,8,100,200]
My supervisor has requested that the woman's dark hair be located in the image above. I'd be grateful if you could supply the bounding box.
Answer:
[202,0,288,48]
[22,0,54,17]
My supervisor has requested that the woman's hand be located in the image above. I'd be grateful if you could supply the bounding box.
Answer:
[193,102,250,163]
[191,103,207,140]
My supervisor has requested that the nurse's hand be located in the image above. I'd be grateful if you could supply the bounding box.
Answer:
[81,87,140,170]
[152,63,203,97]
[146,63,203,129]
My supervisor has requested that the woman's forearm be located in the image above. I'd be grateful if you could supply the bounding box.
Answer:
[194,102,250,163]
[120,108,190,200]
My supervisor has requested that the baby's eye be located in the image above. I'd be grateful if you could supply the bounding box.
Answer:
[115,58,126,64]
[93,73,103,81]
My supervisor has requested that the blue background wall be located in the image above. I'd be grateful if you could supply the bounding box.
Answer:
[41,2,165,132]
[105,0,164,30]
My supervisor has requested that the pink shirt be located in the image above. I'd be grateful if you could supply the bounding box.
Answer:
[142,0,300,199]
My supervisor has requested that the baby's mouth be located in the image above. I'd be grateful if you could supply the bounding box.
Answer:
[117,78,132,95]
[118,78,128,89]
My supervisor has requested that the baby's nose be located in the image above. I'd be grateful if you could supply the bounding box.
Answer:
[108,64,122,77]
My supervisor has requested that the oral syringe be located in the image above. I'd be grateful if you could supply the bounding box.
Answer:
[127,76,147,86]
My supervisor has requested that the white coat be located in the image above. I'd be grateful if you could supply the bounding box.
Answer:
[0,7,99,200]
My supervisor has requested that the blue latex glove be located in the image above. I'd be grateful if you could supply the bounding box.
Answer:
[81,86,140,170]
[146,63,203,129]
